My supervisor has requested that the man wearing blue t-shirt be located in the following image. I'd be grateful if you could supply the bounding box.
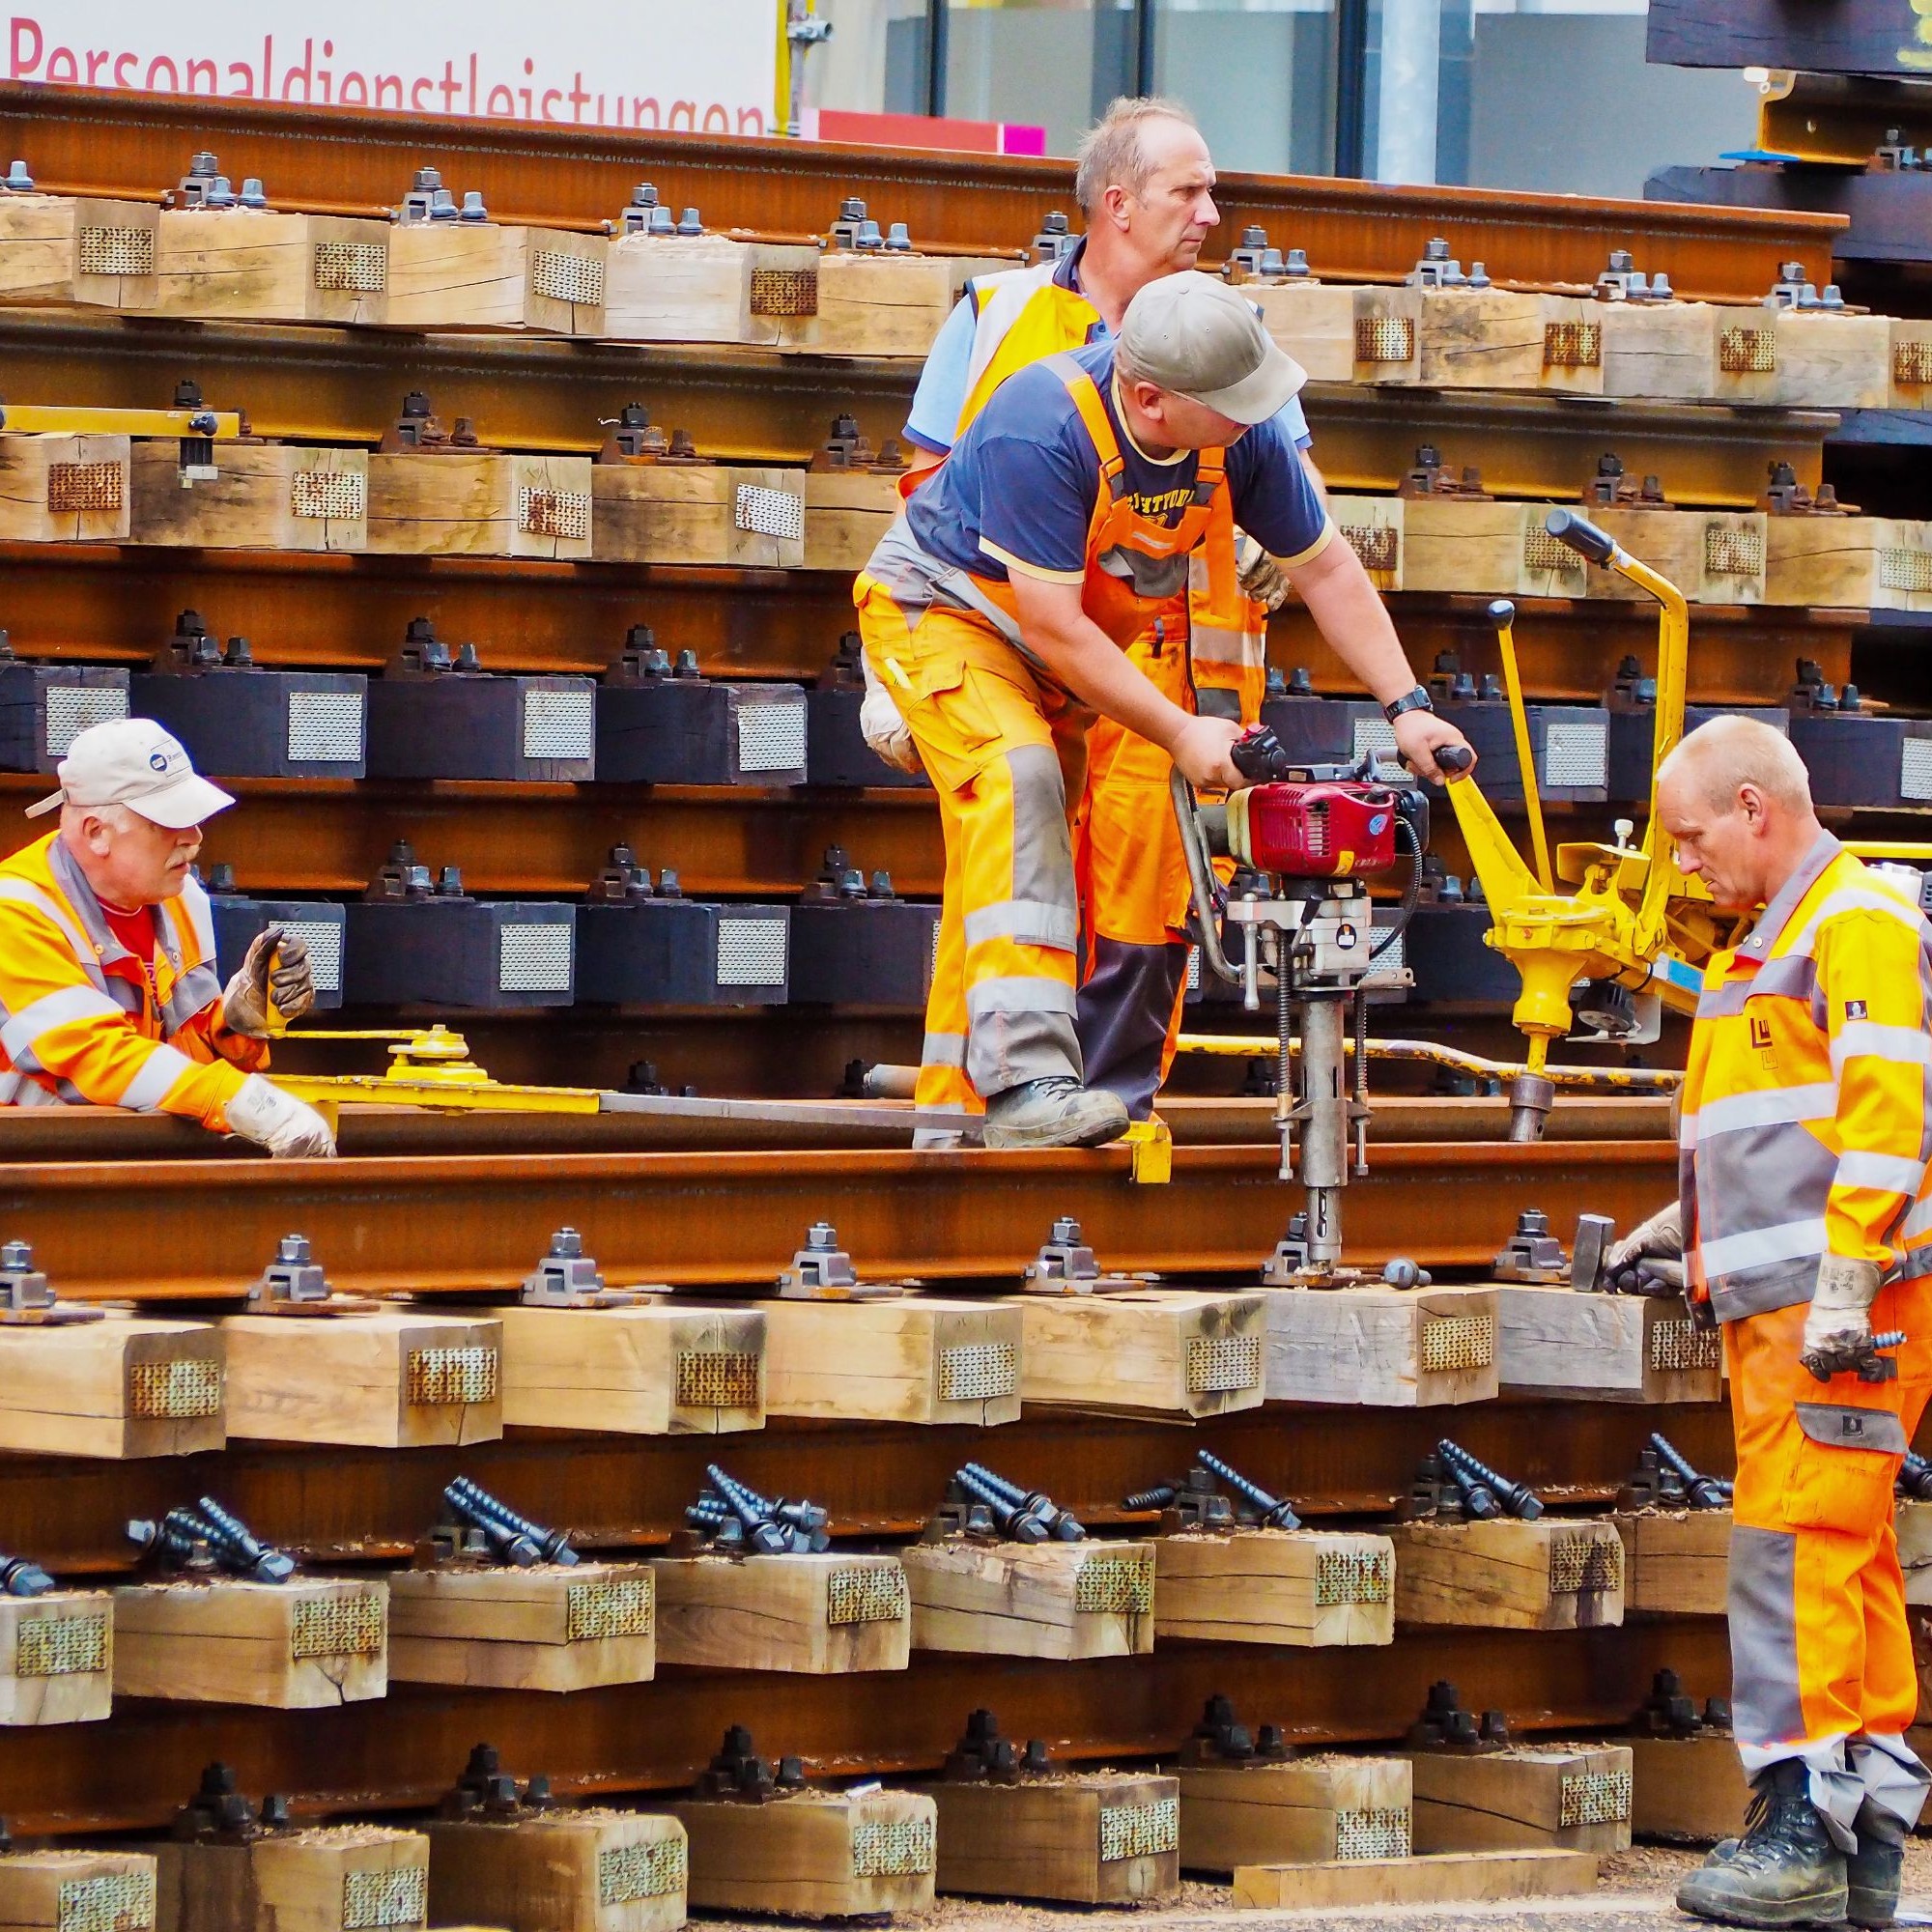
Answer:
[856,271,1469,1150]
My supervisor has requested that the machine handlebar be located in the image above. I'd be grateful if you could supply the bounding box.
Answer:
[1543,508,1615,566]
[1434,744,1475,777]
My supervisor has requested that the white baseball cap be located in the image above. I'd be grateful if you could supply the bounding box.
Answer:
[1118,270,1308,425]
[27,718,235,829]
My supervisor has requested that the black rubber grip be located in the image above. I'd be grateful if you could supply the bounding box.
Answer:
[1435,745,1475,776]
[1544,508,1615,565]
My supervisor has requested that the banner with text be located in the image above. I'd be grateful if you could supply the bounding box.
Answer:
[9,0,778,135]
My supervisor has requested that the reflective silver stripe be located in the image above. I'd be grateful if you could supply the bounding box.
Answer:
[921,1032,967,1069]
[967,975,1078,1018]
[178,875,216,959]
[1699,1216,1828,1278]
[118,1043,196,1112]
[161,962,221,1034]
[1187,622,1266,668]
[1833,1021,1932,1072]
[1905,1194,1932,1240]
[1728,1523,1803,1750]
[1692,1083,1838,1143]
[961,260,1061,399]
[1787,889,1932,962]
[1795,1401,1909,1455]
[1836,1150,1928,1195]
[0,879,109,992]
[1698,953,1818,1017]
[0,984,123,1068]
[962,899,1080,952]
[1,1076,68,1108]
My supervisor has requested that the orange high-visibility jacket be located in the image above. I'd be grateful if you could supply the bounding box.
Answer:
[1682,835,1932,1322]
[0,831,264,1125]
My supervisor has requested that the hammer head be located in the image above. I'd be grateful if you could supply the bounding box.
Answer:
[1571,1214,1614,1293]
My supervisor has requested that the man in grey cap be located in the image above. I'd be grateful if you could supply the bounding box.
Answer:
[855,270,1469,1149]
[0,717,335,1155]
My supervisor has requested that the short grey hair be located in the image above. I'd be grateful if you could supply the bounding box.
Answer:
[1074,96,1199,217]
[61,800,139,837]
[1657,713,1812,813]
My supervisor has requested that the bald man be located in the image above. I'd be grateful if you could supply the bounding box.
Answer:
[1609,717,1932,1928]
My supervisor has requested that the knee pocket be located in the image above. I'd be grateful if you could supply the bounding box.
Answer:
[1783,1401,1909,1533]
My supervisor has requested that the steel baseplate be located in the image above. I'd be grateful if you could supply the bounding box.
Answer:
[775,1223,901,1301]
[1019,1218,1140,1296]
[0,1242,103,1325]
[245,1234,378,1317]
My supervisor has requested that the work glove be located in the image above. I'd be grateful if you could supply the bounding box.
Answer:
[856,650,923,777]
[224,1074,337,1159]
[1800,1253,1885,1380]
[1604,1200,1683,1279]
[1234,529,1290,612]
[221,923,316,1036]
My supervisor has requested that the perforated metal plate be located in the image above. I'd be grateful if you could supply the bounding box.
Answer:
[1541,718,1607,789]
[521,686,595,759]
[1340,523,1400,575]
[1719,326,1776,374]
[567,1575,654,1641]
[78,226,155,277]
[341,1865,426,1930]
[516,485,592,541]
[826,1564,909,1626]
[312,240,387,294]
[852,1816,935,1878]
[1419,1311,1494,1374]
[290,468,366,522]
[1336,1806,1411,1861]
[1522,527,1589,580]
[1705,523,1765,579]
[735,700,808,773]
[278,919,344,995]
[1650,1317,1722,1373]
[715,917,787,988]
[1903,740,1932,804]
[499,923,575,994]
[58,1871,156,1932]
[406,1344,499,1406]
[1074,1551,1154,1616]
[44,684,128,757]
[677,1348,762,1408]
[1559,1766,1633,1828]
[598,1837,686,1905]
[531,248,605,306]
[290,1591,385,1660]
[1186,1332,1262,1394]
[734,483,806,541]
[1354,314,1414,363]
[1365,927,1406,988]
[1543,320,1602,369]
[750,267,819,316]
[1317,1547,1392,1606]
[1898,340,1932,386]
[15,1611,109,1677]
[1881,548,1932,594]
[937,1340,1018,1404]
[46,462,125,513]
[1548,1531,1623,1595]
[1098,1796,1178,1862]
[1349,716,1405,779]
[127,1356,222,1419]
[287,691,365,763]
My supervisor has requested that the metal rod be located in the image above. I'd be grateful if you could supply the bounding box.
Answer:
[1177,1032,1683,1093]
[1133,0,1158,94]
[926,0,950,120]
[1333,0,1372,179]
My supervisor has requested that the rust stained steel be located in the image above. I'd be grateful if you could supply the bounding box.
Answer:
[1757,72,1932,171]
[0,1619,1728,1835]
[0,1137,1678,1302]
[0,82,1841,297]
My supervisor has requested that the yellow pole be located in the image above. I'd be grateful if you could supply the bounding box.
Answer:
[1489,597,1552,893]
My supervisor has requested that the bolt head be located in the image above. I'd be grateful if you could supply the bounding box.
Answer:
[550,1228,583,1258]
[1049,1216,1081,1244]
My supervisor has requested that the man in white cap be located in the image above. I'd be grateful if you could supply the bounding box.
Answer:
[855,270,1468,1149]
[0,718,335,1155]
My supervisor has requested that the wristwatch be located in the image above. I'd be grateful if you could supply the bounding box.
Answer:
[1382,685,1435,724]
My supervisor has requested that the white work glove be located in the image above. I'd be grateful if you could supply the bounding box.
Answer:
[1234,529,1290,613]
[221,924,316,1036]
[224,1074,337,1159]
[1800,1254,1885,1381]
[1604,1201,1684,1286]
[857,650,923,777]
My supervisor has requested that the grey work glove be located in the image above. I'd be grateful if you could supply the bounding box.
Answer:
[221,923,315,1036]
[1604,1200,1683,1278]
[857,651,923,777]
[1234,529,1290,612]
[1800,1254,1885,1381]
[223,1074,337,1159]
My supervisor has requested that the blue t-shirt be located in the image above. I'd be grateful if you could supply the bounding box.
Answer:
[903,335,1332,595]
[905,242,1312,456]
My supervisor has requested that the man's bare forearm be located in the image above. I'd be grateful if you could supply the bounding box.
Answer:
[1291,537,1418,706]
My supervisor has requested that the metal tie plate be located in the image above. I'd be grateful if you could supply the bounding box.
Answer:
[1097,1796,1178,1862]
[567,1575,655,1642]
[1558,1766,1633,1828]
[406,1344,500,1406]
[516,485,592,541]
[58,1871,156,1932]
[1336,1806,1411,1861]
[1718,326,1776,374]
[1074,1551,1154,1616]
[826,1564,908,1627]
[77,226,155,277]
[290,468,366,522]
[290,1591,386,1661]
[851,1816,935,1878]
[313,241,388,294]
[45,462,125,514]
[598,1836,687,1904]
[15,1611,109,1678]
[1186,1332,1262,1394]
[531,249,606,307]
[127,1356,222,1420]
[675,1348,762,1408]
[1419,1311,1494,1375]
[341,1865,426,1930]
[1543,320,1602,369]
[497,925,574,994]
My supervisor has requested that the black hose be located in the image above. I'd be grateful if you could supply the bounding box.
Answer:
[1370,816,1422,962]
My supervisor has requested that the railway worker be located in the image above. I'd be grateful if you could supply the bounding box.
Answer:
[854,270,1467,1149]
[0,718,336,1156]
[1606,715,1932,1930]
[862,95,1316,1140]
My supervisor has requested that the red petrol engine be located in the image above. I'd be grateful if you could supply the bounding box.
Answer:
[1226,781,1400,878]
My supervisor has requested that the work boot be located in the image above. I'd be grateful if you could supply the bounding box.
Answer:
[1676,1759,1847,1928]
[983,1078,1129,1151]
[1846,1797,1907,1928]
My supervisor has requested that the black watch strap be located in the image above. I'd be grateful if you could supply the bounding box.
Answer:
[1383,685,1435,724]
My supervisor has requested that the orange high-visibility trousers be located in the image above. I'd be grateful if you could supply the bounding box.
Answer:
[1073,607,1196,1120]
[1725,1275,1932,1833]
[855,576,1093,1136]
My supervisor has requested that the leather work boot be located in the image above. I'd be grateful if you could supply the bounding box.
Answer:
[1846,1797,1907,1928]
[1676,1759,1848,1927]
[983,1077,1130,1151]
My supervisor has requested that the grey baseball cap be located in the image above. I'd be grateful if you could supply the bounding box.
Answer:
[1118,270,1307,425]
